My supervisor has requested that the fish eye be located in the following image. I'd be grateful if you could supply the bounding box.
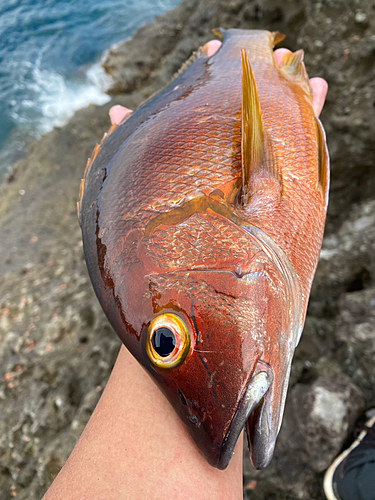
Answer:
[152,327,176,357]
[146,314,190,368]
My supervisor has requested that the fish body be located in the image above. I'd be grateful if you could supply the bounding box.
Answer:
[79,29,329,470]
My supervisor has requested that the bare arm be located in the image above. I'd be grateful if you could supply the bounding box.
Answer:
[42,346,243,500]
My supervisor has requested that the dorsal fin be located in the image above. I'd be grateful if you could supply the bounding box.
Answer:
[212,28,224,39]
[77,122,118,223]
[241,48,264,202]
[271,31,286,46]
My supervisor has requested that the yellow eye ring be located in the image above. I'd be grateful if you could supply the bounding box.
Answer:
[146,313,190,369]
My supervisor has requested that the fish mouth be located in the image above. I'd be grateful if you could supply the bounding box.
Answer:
[218,360,274,470]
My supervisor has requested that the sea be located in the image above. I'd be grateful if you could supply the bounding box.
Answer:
[0,0,181,180]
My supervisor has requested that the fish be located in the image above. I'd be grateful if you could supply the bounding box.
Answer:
[78,28,329,470]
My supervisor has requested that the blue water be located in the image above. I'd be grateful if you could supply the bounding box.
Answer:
[0,0,181,178]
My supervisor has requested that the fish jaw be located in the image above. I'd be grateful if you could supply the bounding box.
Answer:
[218,360,273,469]
[245,361,292,470]
[246,394,278,470]
[220,350,294,471]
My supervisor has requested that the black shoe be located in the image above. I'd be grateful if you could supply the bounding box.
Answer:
[324,415,375,500]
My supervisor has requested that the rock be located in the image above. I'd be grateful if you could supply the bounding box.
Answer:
[286,377,364,473]
[243,377,364,499]
[335,287,375,404]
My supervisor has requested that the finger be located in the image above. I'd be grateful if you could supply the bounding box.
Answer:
[202,40,222,57]
[273,48,291,68]
[309,78,328,118]
[109,105,133,125]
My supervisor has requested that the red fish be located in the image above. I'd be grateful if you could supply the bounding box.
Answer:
[78,29,329,470]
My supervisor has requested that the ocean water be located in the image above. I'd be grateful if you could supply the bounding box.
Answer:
[0,0,181,179]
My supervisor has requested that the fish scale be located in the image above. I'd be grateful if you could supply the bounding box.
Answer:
[143,213,257,271]
[79,28,329,470]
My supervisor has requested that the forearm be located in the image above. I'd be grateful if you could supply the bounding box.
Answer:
[42,345,243,500]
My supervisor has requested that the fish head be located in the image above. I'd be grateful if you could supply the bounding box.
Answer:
[108,215,302,470]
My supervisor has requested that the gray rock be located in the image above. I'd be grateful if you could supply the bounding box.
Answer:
[243,377,364,499]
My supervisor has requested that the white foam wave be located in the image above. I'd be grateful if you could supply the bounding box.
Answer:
[86,62,113,91]
[1,59,111,179]
[8,59,111,138]
[34,63,111,135]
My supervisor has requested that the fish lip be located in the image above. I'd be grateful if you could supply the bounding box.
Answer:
[217,361,273,470]
[246,398,275,470]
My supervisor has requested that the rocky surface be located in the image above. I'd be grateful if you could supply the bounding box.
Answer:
[0,0,374,498]
[243,377,365,499]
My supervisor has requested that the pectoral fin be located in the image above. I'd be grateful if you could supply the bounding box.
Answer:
[240,49,281,204]
[241,49,264,200]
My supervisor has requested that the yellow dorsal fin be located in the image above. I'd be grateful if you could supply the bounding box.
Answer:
[272,31,286,46]
[241,48,264,201]
[279,49,311,96]
[212,28,224,39]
